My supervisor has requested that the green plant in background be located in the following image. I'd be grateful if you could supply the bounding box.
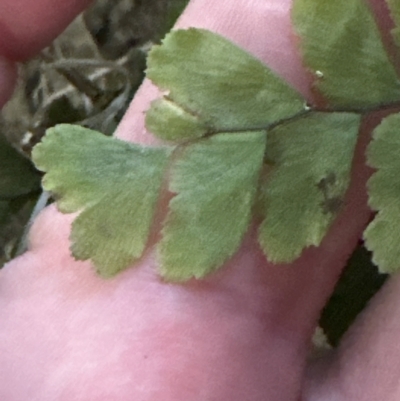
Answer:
[0,134,41,264]
[165,0,191,31]
[32,0,400,284]
[320,245,387,346]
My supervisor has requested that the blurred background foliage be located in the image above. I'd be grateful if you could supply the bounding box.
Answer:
[0,0,190,265]
[0,0,388,348]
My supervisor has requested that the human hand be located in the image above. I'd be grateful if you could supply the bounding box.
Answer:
[0,0,399,400]
[0,0,93,108]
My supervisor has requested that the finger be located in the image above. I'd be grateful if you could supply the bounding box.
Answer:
[0,0,93,61]
[1,1,320,400]
[2,1,316,399]
[116,0,375,397]
[117,0,371,352]
[0,1,372,401]
[0,0,92,108]
[304,274,400,401]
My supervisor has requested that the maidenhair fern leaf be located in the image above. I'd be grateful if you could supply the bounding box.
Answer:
[292,0,400,109]
[159,132,266,281]
[146,28,306,141]
[32,124,171,277]
[33,14,392,281]
[364,113,400,273]
[259,112,361,262]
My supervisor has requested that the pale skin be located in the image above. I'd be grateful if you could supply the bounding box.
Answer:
[0,0,399,399]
